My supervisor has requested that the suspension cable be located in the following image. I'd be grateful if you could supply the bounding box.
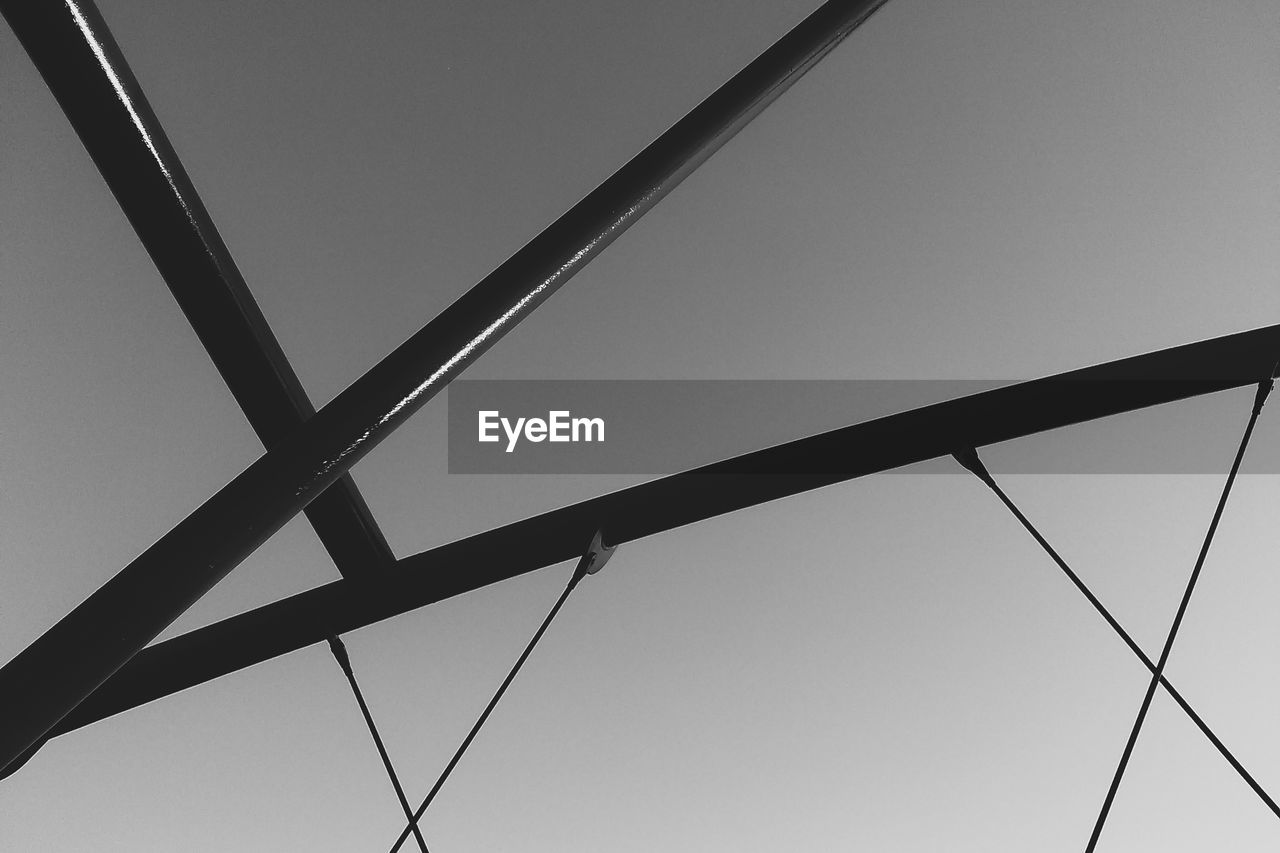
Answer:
[328,635,431,853]
[1080,375,1273,851]
[386,531,616,853]
[954,444,1280,821]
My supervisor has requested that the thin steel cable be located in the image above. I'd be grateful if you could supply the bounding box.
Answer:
[328,636,430,853]
[1080,376,1273,852]
[387,563,590,853]
[954,446,1280,821]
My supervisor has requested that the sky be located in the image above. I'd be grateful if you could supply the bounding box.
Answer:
[1,0,1279,849]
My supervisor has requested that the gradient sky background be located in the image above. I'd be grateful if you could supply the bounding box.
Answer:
[2,0,1279,849]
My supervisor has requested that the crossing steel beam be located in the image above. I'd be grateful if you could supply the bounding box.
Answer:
[0,0,893,775]
[16,321,1278,769]
[1,0,395,579]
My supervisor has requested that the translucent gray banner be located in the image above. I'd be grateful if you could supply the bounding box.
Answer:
[447,380,1277,474]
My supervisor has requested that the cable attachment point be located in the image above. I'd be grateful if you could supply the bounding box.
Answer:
[1254,367,1276,416]
[571,529,616,584]
[327,634,352,674]
[952,446,994,486]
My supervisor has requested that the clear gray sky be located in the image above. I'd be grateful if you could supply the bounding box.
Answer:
[2,0,1279,849]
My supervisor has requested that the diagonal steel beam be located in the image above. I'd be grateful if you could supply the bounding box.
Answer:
[26,322,1280,756]
[1,0,394,580]
[0,0,893,774]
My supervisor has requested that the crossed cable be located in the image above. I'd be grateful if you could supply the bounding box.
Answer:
[326,377,1273,851]
[955,373,1276,849]
[326,531,616,853]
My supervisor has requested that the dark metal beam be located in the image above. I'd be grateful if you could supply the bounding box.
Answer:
[1,0,395,580]
[0,0,893,774]
[34,322,1280,751]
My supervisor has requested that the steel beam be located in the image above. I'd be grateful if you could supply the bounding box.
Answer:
[0,0,893,774]
[25,322,1280,759]
[1,0,395,579]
